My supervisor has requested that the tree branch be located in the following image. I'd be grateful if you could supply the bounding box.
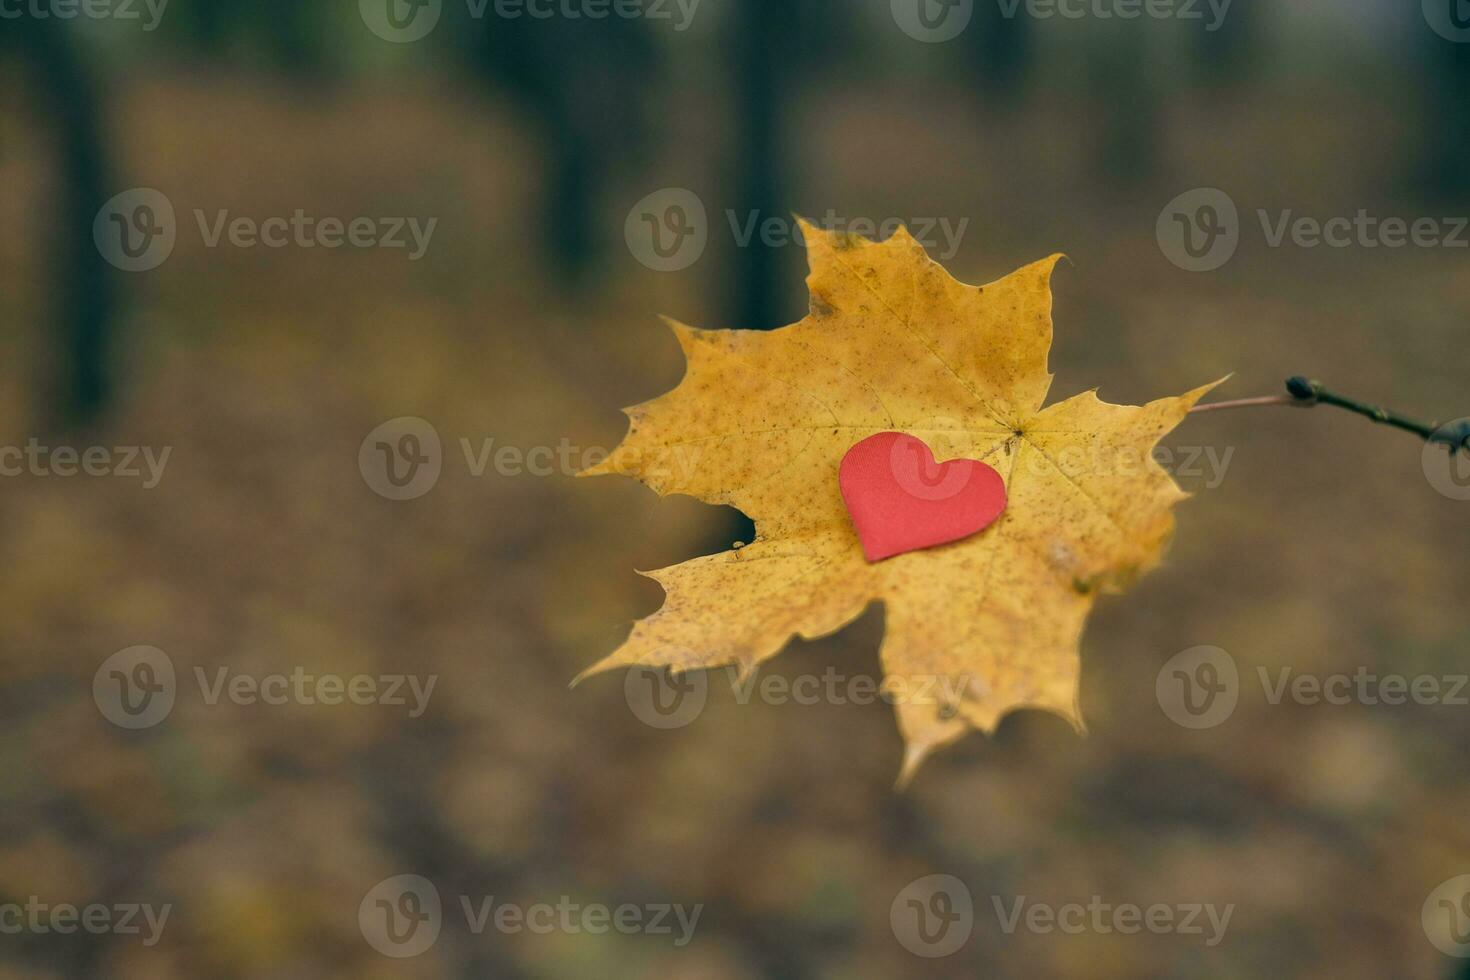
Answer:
[1189,377,1470,454]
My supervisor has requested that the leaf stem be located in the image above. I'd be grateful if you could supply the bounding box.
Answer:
[1188,394,1300,413]
[1189,377,1470,454]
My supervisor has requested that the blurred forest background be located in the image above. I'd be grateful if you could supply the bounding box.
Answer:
[1,0,1469,977]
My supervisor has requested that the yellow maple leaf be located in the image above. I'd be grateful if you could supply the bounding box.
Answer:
[580,221,1220,784]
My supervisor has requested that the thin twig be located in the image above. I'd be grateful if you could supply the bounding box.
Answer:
[1188,395,1300,413]
[1189,377,1470,454]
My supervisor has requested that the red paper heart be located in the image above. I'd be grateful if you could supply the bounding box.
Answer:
[839,431,1008,562]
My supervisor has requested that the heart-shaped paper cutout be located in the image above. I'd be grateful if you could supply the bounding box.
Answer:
[839,431,1008,562]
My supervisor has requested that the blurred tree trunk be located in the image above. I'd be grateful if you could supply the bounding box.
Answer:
[4,22,114,428]
[1192,0,1260,89]
[728,0,788,332]
[169,0,235,55]
[546,120,595,282]
[1420,29,1470,200]
[719,0,790,549]
[170,0,329,77]
[970,1,1034,106]
[476,18,659,288]
[1088,25,1160,186]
